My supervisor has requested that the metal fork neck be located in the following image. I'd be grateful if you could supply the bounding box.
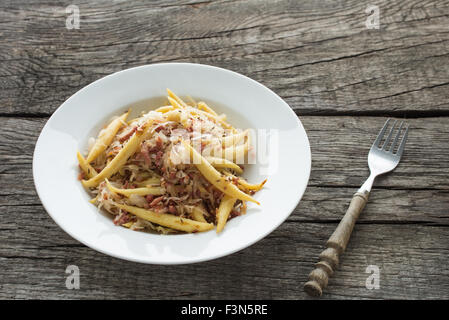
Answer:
[358,174,376,194]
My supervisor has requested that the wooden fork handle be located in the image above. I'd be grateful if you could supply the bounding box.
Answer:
[304,191,369,297]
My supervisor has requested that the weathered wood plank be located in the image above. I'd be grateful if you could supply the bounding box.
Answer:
[302,116,449,190]
[0,0,448,115]
[297,187,449,226]
[1,116,448,192]
[0,212,448,299]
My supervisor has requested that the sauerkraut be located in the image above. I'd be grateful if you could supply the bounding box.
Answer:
[78,90,265,234]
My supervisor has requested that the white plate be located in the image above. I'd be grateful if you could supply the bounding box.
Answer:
[33,63,311,264]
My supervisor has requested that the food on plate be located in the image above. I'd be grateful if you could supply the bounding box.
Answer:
[78,89,266,234]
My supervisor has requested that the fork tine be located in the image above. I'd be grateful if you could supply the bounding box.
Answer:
[373,119,391,148]
[396,125,409,157]
[382,120,397,150]
[390,121,404,152]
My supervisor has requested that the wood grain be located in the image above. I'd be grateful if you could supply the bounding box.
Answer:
[1,0,449,300]
[0,0,448,116]
[1,212,448,300]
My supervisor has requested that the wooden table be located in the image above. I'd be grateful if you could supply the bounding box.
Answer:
[1,0,448,299]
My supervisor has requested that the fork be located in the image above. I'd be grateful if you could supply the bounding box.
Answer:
[303,119,409,297]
